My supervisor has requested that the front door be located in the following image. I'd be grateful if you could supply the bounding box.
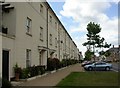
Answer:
[2,50,9,80]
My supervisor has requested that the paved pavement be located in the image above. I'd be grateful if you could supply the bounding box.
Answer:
[112,62,119,72]
[17,63,83,86]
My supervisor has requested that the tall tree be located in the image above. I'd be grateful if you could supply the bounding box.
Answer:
[83,22,111,59]
[83,22,101,53]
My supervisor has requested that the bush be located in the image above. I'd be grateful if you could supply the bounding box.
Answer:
[61,59,67,67]
[60,59,78,67]
[53,58,61,70]
[20,68,30,79]
[47,58,54,71]
[47,58,61,71]
[20,65,46,79]
[39,66,45,75]
[2,78,12,88]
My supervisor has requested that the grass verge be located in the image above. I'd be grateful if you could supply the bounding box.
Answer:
[56,71,119,88]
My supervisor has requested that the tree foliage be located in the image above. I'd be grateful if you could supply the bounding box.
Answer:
[83,22,111,59]
[84,50,94,60]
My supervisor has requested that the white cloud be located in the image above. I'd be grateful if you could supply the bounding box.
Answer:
[60,0,118,56]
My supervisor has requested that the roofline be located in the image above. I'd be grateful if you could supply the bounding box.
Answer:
[44,2,78,48]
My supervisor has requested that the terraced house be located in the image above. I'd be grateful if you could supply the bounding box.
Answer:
[0,1,80,81]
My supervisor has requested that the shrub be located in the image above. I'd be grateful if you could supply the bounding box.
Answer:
[28,65,38,77]
[20,68,30,79]
[53,58,61,70]
[60,59,78,67]
[20,65,46,79]
[13,63,22,74]
[61,59,68,67]
[2,78,12,88]
[47,58,61,71]
[47,58,54,71]
[37,65,45,75]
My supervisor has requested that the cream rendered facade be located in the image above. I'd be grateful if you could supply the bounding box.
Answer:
[1,2,79,80]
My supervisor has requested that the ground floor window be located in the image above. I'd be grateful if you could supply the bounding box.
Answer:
[26,49,31,68]
[39,51,43,65]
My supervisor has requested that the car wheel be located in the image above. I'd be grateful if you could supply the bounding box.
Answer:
[88,67,93,71]
[105,67,110,71]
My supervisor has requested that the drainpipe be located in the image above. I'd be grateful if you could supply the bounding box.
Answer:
[46,6,49,68]
[58,24,60,61]
[0,4,2,88]
[65,32,66,59]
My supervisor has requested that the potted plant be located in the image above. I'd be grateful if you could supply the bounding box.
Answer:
[13,63,22,81]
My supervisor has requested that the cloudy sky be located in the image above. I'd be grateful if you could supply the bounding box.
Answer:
[47,0,118,56]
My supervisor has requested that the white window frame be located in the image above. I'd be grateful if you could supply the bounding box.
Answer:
[39,51,43,65]
[40,27,43,41]
[26,17,32,34]
[55,38,57,48]
[50,34,52,45]
[49,15,52,23]
[40,4,43,13]
[55,22,57,29]
[26,49,31,68]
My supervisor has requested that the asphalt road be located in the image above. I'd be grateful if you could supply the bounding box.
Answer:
[111,62,120,72]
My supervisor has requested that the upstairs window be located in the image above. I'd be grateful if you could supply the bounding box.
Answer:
[49,15,52,23]
[50,34,52,45]
[40,27,43,41]
[55,38,57,48]
[40,4,43,13]
[55,22,57,29]
[26,17,32,34]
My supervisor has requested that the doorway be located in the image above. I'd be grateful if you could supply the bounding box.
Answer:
[2,50,9,80]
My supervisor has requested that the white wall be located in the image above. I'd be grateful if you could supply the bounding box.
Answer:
[2,36,15,78]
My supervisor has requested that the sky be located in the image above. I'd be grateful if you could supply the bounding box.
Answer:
[47,0,119,56]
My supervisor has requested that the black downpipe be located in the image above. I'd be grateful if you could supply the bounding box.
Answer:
[47,7,49,69]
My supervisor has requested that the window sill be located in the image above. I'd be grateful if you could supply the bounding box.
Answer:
[26,32,32,37]
[1,33,15,39]
[40,39,44,42]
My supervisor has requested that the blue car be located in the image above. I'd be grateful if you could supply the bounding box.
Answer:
[84,62,112,71]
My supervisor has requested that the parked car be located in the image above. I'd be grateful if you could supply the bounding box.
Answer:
[81,61,94,67]
[84,62,112,71]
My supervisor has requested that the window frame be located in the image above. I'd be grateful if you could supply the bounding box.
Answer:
[55,22,57,29]
[26,17,32,35]
[49,34,52,45]
[26,49,31,68]
[55,38,57,48]
[49,15,52,23]
[40,27,43,41]
[40,4,43,13]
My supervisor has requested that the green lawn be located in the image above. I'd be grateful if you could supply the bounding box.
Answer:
[56,72,119,88]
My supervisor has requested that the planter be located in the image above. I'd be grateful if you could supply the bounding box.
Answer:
[13,63,22,81]
[15,73,20,81]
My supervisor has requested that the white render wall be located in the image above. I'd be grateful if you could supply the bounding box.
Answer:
[2,2,48,78]
[2,2,80,79]
[14,2,47,67]
[2,35,15,78]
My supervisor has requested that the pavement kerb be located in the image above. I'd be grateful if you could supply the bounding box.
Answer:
[11,65,72,86]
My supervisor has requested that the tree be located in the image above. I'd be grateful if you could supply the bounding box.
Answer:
[83,22,101,53]
[84,49,94,61]
[83,22,111,60]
